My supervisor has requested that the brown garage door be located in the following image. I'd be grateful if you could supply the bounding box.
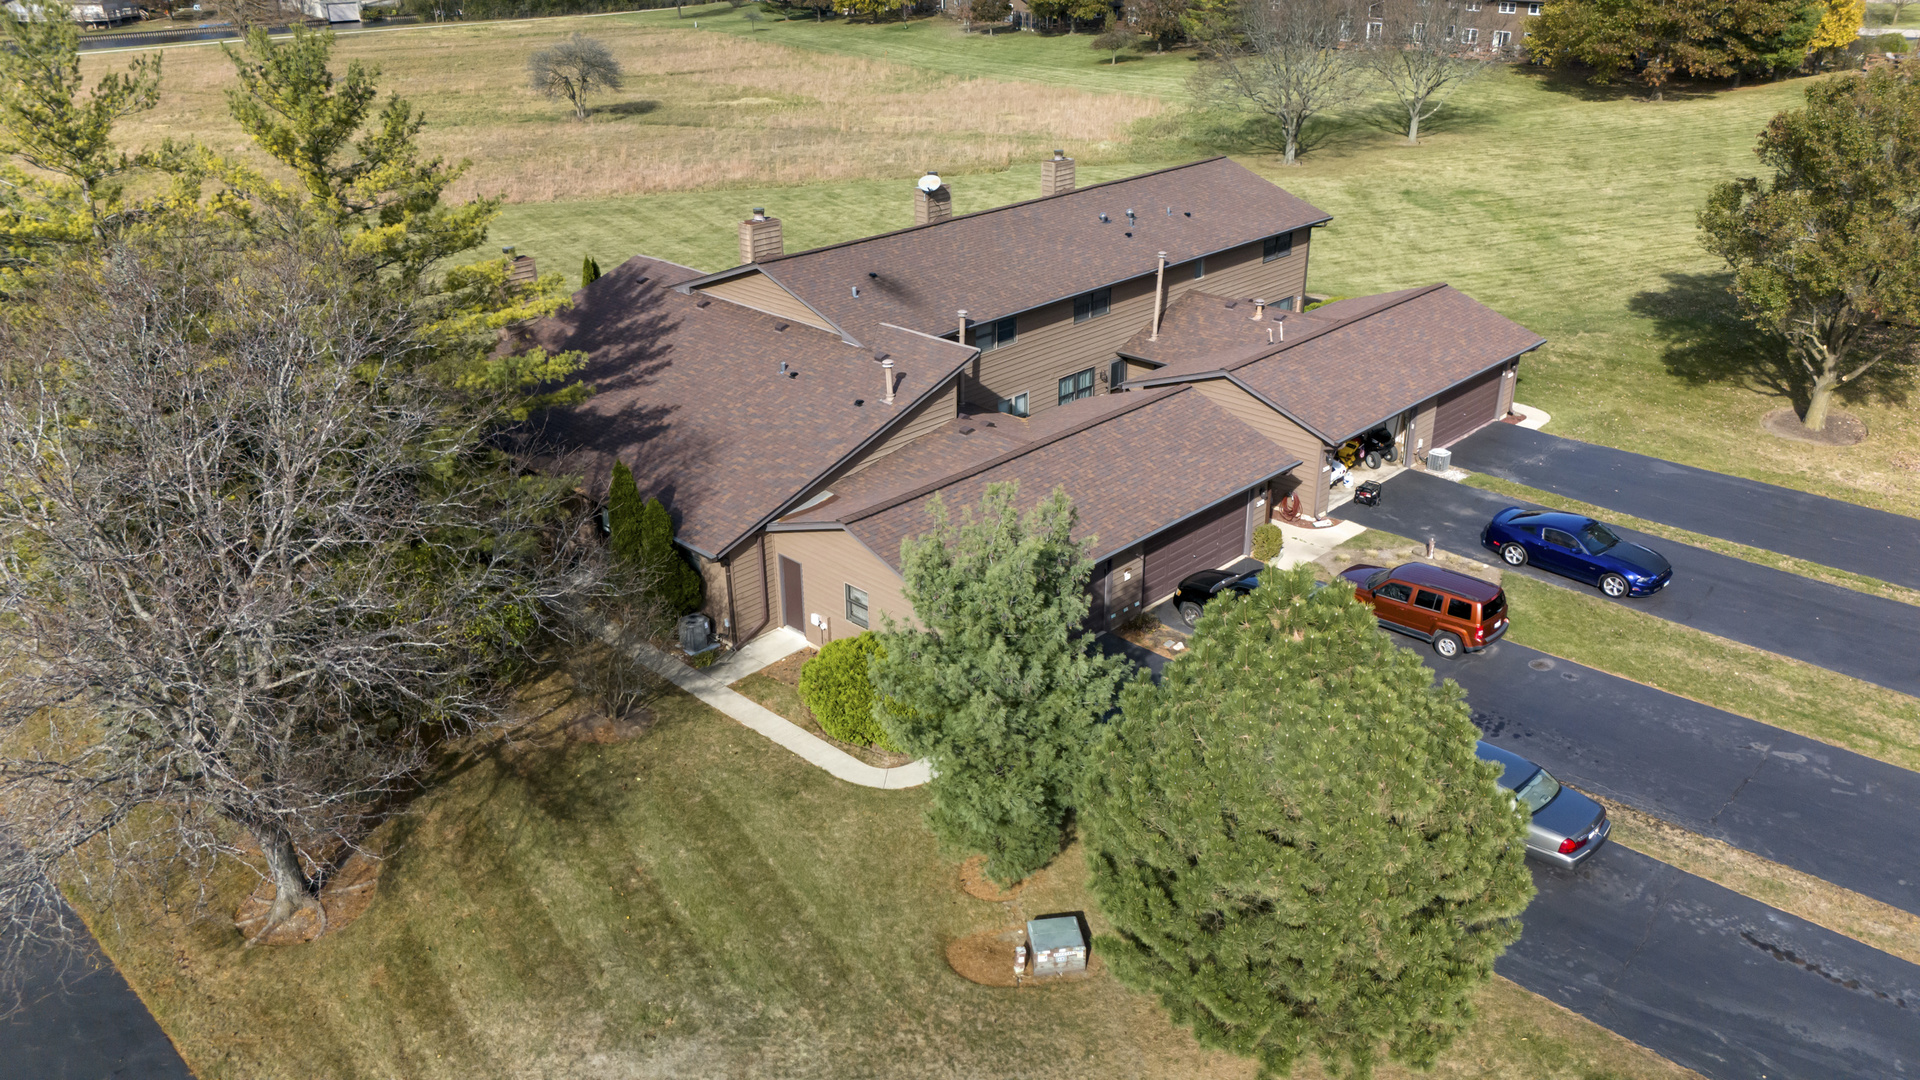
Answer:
[1142,491,1248,602]
[1431,367,1505,448]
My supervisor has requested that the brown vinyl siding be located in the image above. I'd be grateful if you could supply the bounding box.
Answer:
[771,529,914,643]
[729,532,772,642]
[847,379,960,474]
[966,232,1311,417]
[696,271,835,332]
[1190,379,1321,468]
[1410,399,1438,464]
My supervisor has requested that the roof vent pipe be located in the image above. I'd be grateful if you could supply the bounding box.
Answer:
[1251,299,1267,322]
[957,308,968,343]
[882,358,895,405]
[1150,251,1168,342]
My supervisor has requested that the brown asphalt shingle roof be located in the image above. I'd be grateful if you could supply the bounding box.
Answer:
[527,255,976,558]
[783,387,1301,570]
[1134,285,1545,443]
[1117,292,1330,372]
[708,158,1331,342]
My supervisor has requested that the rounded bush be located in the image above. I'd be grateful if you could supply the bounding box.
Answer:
[798,632,898,750]
[1875,32,1910,54]
[1251,522,1285,562]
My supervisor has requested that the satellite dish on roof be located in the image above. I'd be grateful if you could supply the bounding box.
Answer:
[916,172,943,193]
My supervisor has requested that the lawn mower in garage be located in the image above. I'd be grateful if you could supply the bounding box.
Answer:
[1335,427,1398,470]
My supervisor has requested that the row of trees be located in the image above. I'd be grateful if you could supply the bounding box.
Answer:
[862,483,1535,1078]
[1530,0,1864,98]
[0,11,615,952]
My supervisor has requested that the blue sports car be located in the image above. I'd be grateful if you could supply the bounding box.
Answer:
[1481,507,1672,598]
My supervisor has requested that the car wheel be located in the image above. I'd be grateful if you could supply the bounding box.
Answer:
[1179,601,1204,627]
[1433,632,1463,659]
[1364,450,1383,470]
[1500,542,1528,567]
[1600,573,1629,598]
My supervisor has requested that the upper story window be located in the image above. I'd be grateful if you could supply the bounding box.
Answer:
[1497,1,1515,11]
[845,584,869,629]
[974,314,1017,352]
[1263,233,1293,262]
[1073,286,1112,323]
[1059,368,1096,406]
[1191,257,1205,279]
[998,392,1029,418]
[1526,1,1541,12]
[1464,2,1480,10]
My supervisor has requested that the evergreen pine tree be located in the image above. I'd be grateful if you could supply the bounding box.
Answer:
[1081,565,1534,1080]
[872,483,1129,885]
[639,496,705,616]
[581,255,601,288]
[607,460,647,567]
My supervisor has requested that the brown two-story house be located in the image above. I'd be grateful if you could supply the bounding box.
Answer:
[531,156,1541,647]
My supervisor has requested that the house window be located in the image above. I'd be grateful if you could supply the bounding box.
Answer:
[1277,296,1295,311]
[1262,233,1293,262]
[1410,22,1424,40]
[998,392,1029,417]
[1108,358,1127,391]
[1059,368,1096,406]
[1445,22,1456,36]
[1497,1,1514,11]
[1462,26,1479,41]
[1191,257,1205,279]
[1365,19,1383,39]
[974,314,1017,352]
[1492,29,1510,45]
[1526,1,1540,11]
[1464,2,1479,9]
[845,584,869,629]
[1073,286,1111,323]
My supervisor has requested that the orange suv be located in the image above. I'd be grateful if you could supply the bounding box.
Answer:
[1337,562,1508,658]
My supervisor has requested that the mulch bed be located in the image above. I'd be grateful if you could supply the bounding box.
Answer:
[734,653,915,769]
[958,854,1024,902]
[945,925,1104,988]
[1112,619,1188,660]
[1762,407,1867,446]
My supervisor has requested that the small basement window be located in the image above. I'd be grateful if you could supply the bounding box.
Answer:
[1059,368,1095,406]
[1263,233,1293,262]
[1073,287,1112,323]
[845,584,869,629]
[975,315,1018,353]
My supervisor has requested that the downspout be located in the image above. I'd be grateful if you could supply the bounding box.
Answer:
[1149,251,1168,341]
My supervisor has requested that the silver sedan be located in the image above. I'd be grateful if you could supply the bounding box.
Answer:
[1477,741,1610,869]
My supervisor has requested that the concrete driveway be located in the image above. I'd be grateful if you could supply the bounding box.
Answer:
[1452,423,1920,590]
[1341,469,1920,698]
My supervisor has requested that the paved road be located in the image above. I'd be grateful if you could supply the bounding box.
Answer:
[1453,422,1920,590]
[1341,469,1920,698]
[1437,637,1920,918]
[0,913,193,1080]
[1506,846,1920,1080]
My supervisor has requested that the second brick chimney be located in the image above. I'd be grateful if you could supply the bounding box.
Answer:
[914,172,952,226]
[1041,149,1076,197]
[739,208,783,265]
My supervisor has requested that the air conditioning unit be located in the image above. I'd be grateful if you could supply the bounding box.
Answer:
[678,614,715,654]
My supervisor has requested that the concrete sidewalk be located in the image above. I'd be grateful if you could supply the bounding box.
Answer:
[604,623,932,790]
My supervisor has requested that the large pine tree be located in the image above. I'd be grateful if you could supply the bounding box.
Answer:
[1081,565,1534,1079]
[606,461,704,616]
[872,483,1129,884]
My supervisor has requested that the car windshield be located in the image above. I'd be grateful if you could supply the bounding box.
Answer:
[1579,521,1621,553]
[1512,767,1561,814]
[1365,568,1392,590]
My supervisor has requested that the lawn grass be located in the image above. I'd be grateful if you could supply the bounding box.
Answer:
[87,679,1698,1080]
[1461,472,1920,609]
[1329,529,1920,774]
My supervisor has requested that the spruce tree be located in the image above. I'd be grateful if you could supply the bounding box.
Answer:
[872,483,1129,884]
[1081,565,1534,1080]
[638,495,705,616]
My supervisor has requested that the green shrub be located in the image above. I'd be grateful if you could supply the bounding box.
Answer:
[798,633,898,750]
[581,255,601,288]
[607,462,705,616]
[1303,295,1349,312]
[1251,521,1284,562]
[1875,32,1911,53]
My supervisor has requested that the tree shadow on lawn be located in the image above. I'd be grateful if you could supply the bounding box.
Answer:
[1351,96,1507,141]
[596,100,662,117]
[1513,64,1740,105]
[1630,270,1913,418]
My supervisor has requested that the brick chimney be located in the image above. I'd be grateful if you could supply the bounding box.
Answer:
[1041,149,1076,197]
[914,172,952,226]
[739,208,782,265]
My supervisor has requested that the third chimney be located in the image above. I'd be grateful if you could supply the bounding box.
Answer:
[1041,149,1076,197]
[739,208,783,265]
[914,172,953,226]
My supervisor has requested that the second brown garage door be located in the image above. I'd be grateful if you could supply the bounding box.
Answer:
[1142,491,1248,602]
[1431,366,1505,448]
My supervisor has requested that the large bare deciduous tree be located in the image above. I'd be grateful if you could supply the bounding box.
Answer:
[1197,0,1371,164]
[527,33,624,121]
[0,234,598,953]
[1363,0,1490,144]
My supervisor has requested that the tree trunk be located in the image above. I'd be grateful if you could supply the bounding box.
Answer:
[257,827,318,929]
[1406,106,1422,145]
[1802,373,1840,431]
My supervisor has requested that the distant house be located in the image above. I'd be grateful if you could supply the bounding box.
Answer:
[530,155,1541,646]
[7,0,140,25]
